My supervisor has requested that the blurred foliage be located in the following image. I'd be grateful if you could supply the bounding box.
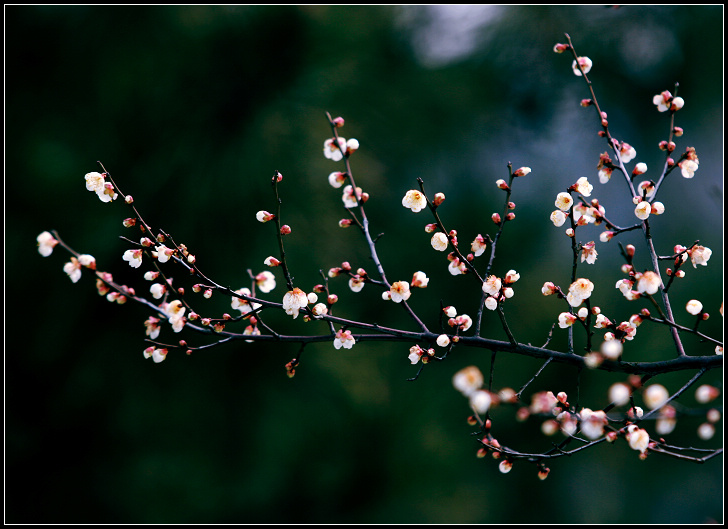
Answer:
[6,5,723,524]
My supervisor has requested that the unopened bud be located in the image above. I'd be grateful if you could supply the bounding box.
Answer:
[280,225,292,235]
[580,99,593,107]
[491,213,501,225]
[433,192,446,206]
[123,218,137,228]
[332,116,345,128]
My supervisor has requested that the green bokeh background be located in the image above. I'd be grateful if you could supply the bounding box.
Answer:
[6,5,723,523]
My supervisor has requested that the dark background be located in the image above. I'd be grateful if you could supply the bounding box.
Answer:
[6,5,723,523]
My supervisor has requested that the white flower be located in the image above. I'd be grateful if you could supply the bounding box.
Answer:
[408,346,422,365]
[123,249,143,268]
[634,200,651,220]
[255,271,276,293]
[484,297,498,311]
[63,258,82,283]
[346,138,359,152]
[550,210,567,227]
[402,189,428,212]
[555,192,573,212]
[568,278,594,303]
[328,171,347,188]
[342,185,364,208]
[574,177,593,197]
[626,425,650,454]
[144,316,161,340]
[598,167,612,184]
[455,314,472,331]
[498,460,513,474]
[155,244,174,263]
[282,288,308,319]
[469,390,492,414]
[579,408,607,440]
[471,234,487,257]
[144,347,168,363]
[689,245,711,268]
[390,281,411,303]
[333,328,355,349]
[679,159,699,178]
[85,171,106,193]
[572,56,592,76]
[411,271,429,288]
[636,271,661,295]
[615,278,639,300]
[618,142,637,164]
[348,276,366,292]
[256,210,275,223]
[651,202,665,215]
[685,299,703,315]
[165,300,186,333]
[643,384,669,409]
[601,339,623,360]
[482,275,502,297]
[150,283,166,299]
[558,312,577,329]
[436,334,450,347]
[324,137,346,161]
[37,231,58,257]
[431,232,448,251]
[653,90,672,112]
[697,423,715,440]
[609,382,631,406]
[311,303,328,318]
[232,288,261,314]
[452,366,483,397]
[580,241,598,265]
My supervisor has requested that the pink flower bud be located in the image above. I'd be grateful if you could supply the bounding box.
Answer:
[332,117,345,128]
[327,294,338,304]
[424,223,437,233]
[280,225,292,235]
[123,218,137,228]
[513,167,531,177]
[491,213,501,224]
[553,43,569,53]
[432,192,446,206]
[125,195,134,204]
[338,218,353,228]
[580,99,593,107]
[495,179,510,190]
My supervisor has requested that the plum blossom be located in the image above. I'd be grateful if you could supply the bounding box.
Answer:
[685,299,703,315]
[402,189,428,212]
[333,328,356,350]
[573,177,593,197]
[37,231,58,257]
[123,249,143,268]
[282,288,308,319]
[150,283,166,300]
[144,347,168,363]
[342,185,366,208]
[436,334,450,347]
[348,275,366,292]
[601,339,623,360]
[165,300,186,333]
[411,271,429,288]
[232,288,261,314]
[636,271,661,295]
[643,384,669,409]
[85,171,118,203]
[63,257,82,283]
[328,171,347,188]
[634,200,651,220]
[311,303,328,318]
[390,281,411,303]
[626,424,650,454]
[555,192,573,212]
[471,234,487,257]
[484,297,498,311]
[617,142,637,164]
[679,159,699,178]
[550,210,567,227]
[482,275,502,297]
[580,241,598,264]
[688,245,711,268]
[652,90,673,112]
[155,244,174,263]
[572,56,592,76]
[609,382,631,406]
[323,137,346,161]
[469,390,492,414]
[558,312,577,329]
[255,271,276,293]
[431,232,448,252]
[452,365,484,397]
[144,316,161,340]
[615,278,639,301]
[566,278,594,307]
